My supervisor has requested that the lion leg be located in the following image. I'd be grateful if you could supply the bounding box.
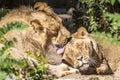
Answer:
[59,68,79,77]
[48,63,69,77]
[96,59,112,74]
[96,64,109,74]
[48,63,79,77]
[67,66,79,74]
[55,66,79,77]
[115,63,120,72]
[49,63,69,71]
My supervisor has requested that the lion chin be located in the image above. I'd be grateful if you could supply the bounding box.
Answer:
[0,2,70,59]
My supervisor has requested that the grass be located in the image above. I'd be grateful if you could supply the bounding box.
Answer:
[92,31,120,47]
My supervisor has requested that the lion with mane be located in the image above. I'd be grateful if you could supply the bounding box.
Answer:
[0,2,70,59]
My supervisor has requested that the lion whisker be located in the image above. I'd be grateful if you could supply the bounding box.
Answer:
[88,58,98,68]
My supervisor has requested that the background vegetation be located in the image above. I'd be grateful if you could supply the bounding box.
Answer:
[70,0,120,46]
[73,0,120,38]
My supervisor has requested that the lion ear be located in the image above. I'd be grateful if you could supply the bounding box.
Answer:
[30,19,43,32]
[72,27,88,38]
[78,27,88,37]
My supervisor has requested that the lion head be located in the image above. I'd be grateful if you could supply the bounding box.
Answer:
[31,2,70,51]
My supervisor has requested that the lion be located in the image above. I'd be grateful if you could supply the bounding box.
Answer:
[62,27,113,75]
[0,2,70,59]
[49,27,119,77]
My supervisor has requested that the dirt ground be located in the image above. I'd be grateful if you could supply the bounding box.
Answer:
[46,44,120,80]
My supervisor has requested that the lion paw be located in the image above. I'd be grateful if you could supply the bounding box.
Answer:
[96,67,105,74]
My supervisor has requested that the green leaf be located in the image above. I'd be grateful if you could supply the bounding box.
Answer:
[0,71,7,80]
[89,77,99,80]
[118,0,120,3]
[7,41,14,47]
[13,37,17,42]
[110,0,115,5]
[0,31,4,39]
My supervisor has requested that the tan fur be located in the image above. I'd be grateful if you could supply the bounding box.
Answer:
[0,2,70,59]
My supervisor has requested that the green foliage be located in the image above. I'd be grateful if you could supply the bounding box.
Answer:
[0,71,6,80]
[0,8,10,19]
[89,77,99,80]
[93,31,120,47]
[104,13,120,35]
[0,22,29,39]
[0,21,29,79]
[110,0,116,5]
[74,0,120,38]
[101,0,120,5]
[89,16,98,31]
[26,51,55,80]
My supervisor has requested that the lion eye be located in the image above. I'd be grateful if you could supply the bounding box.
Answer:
[50,30,58,36]
[77,56,83,60]
[82,56,89,63]
[34,7,39,10]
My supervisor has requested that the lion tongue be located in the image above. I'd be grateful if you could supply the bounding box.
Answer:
[56,48,64,54]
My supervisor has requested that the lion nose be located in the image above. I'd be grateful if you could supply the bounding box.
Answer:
[77,56,83,61]
[67,37,72,42]
[55,44,62,48]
